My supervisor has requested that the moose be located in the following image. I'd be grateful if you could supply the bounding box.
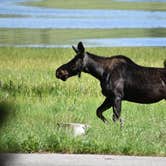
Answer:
[56,42,166,126]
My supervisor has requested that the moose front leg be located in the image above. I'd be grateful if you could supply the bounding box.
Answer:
[96,98,113,123]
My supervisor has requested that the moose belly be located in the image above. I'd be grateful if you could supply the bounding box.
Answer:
[124,87,164,104]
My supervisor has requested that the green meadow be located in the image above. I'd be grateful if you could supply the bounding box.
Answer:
[0,0,166,156]
[24,0,166,11]
[0,47,166,155]
[1,28,166,46]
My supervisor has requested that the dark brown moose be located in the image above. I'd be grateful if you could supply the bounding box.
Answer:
[56,42,166,126]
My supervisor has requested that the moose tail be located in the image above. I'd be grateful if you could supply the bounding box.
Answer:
[164,59,166,68]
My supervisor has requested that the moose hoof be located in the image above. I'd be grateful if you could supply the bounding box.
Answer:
[112,114,118,122]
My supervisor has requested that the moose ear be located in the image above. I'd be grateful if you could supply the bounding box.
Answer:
[77,42,85,53]
[72,45,78,53]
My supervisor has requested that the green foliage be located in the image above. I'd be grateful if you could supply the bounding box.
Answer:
[0,47,166,155]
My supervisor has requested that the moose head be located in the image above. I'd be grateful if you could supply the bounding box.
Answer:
[56,42,85,81]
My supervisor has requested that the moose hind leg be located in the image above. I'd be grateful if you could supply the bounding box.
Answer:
[113,96,122,120]
[112,96,124,127]
[96,98,113,123]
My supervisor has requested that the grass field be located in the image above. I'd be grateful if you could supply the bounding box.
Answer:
[0,47,166,155]
[1,28,166,46]
[24,0,166,11]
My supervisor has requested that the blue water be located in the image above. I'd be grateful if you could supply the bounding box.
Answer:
[0,0,166,29]
[1,38,166,48]
[1,17,166,29]
[82,38,166,47]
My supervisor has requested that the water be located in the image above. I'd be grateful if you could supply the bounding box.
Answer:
[82,38,166,47]
[1,37,166,48]
[1,17,166,29]
[0,0,166,29]
[0,0,166,47]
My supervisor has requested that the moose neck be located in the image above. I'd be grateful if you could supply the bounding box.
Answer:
[82,52,104,81]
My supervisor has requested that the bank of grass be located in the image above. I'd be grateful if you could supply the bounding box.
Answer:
[24,0,166,11]
[1,28,166,46]
[0,47,166,155]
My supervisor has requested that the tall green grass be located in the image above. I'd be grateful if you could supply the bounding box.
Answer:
[24,0,166,11]
[0,47,166,155]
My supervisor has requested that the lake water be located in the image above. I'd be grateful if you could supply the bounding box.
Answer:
[1,37,166,48]
[0,0,166,29]
[0,0,166,47]
[82,38,166,47]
